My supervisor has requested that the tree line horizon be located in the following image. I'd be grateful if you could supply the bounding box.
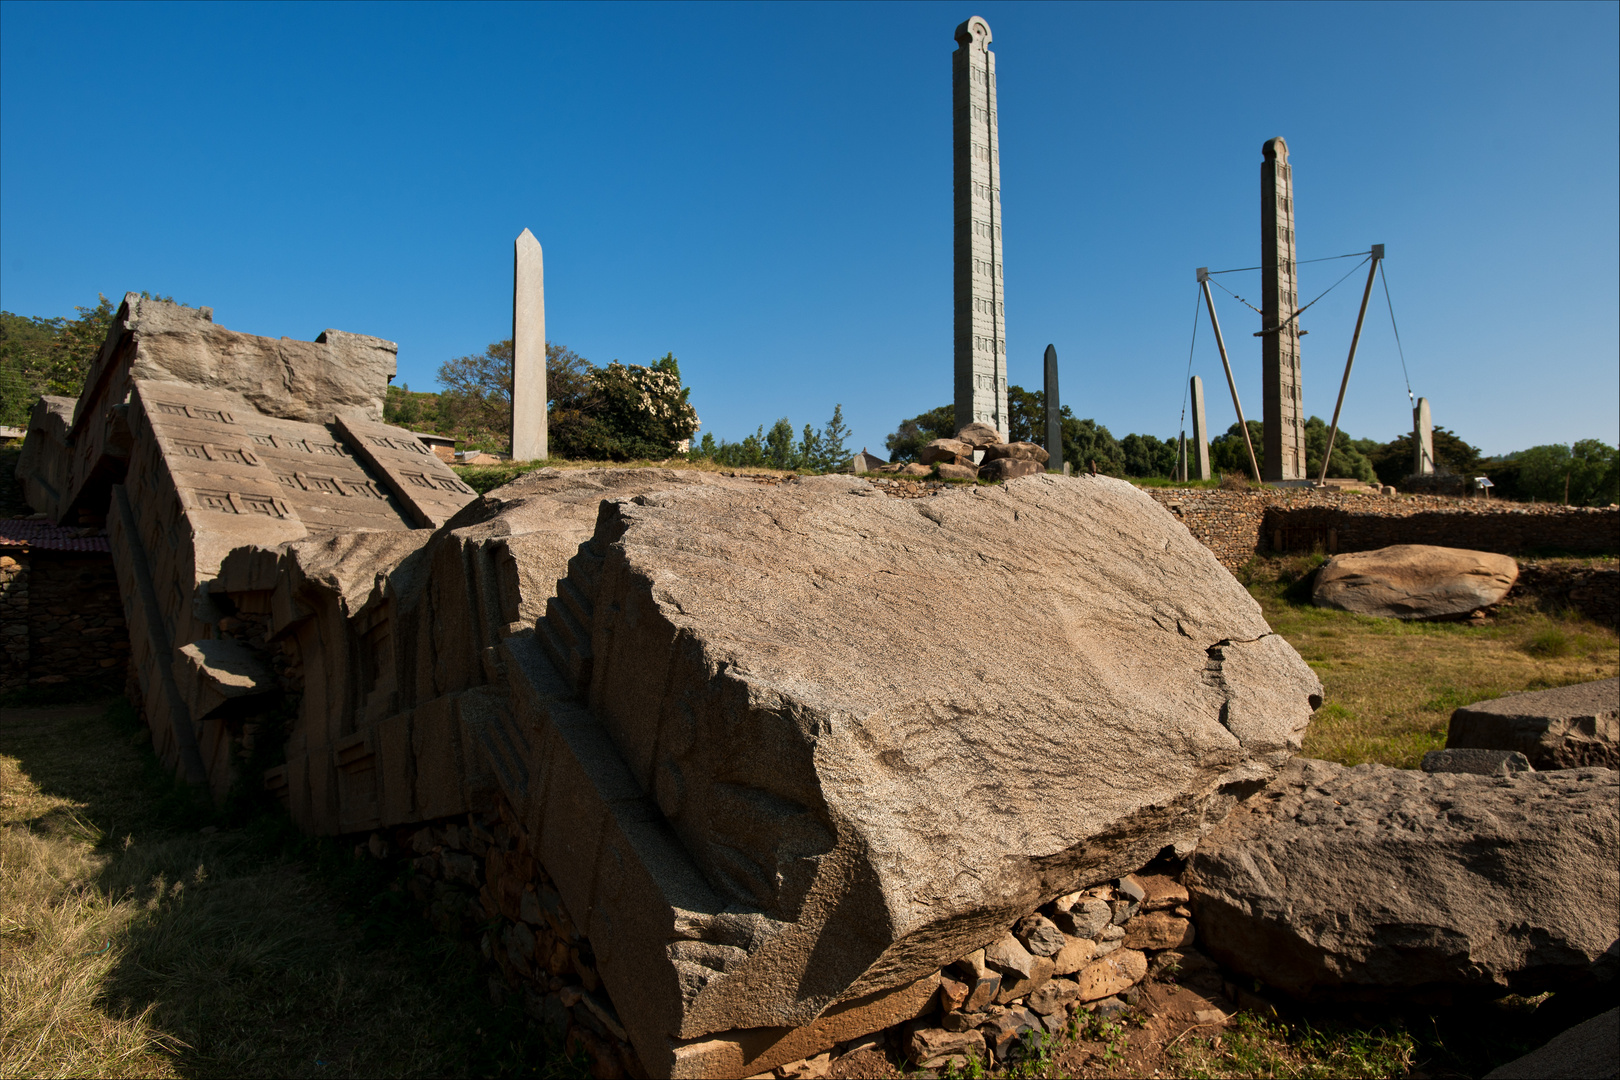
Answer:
[1,295,1615,506]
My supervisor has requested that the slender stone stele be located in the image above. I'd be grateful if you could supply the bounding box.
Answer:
[1189,375,1212,481]
[512,227,547,462]
[1042,344,1062,472]
[1412,396,1434,475]
[954,16,1008,438]
[1261,137,1306,482]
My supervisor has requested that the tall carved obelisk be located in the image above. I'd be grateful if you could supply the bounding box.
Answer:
[1261,138,1306,481]
[512,228,547,461]
[954,16,1007,438]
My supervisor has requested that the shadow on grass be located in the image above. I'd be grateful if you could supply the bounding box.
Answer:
[0,699,581,1079]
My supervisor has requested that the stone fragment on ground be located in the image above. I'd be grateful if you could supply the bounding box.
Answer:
[1421,747,1533,776]
[918,438,973,466]
[935,462,977,481]
[1185,757,1620,998]
[1483,1007,1619,1079]
[1074,949,1148,1002]
[905,1027,987,1069]
[981,441,1050,464]
[954,422,1004,448]
[1311,543,1518,619]
[1122,910,1195,951]
[979,457,1043,481]
[1447,678,1619,770]
[1015,913,1066,957]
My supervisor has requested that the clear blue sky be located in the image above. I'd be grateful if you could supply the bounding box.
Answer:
[3,1,1616,457]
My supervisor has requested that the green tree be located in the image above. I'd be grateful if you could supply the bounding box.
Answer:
[1,294,117,425]
[796,423,821,471]
[1507,440,1619,505]
[1367,426,1482,486]
[1063,417,1124,476]
[1119,432,1179,478]
[1303,416,1376,482]
[1006,385,1043,444]
[884,405,956,462]
[763,418,796,470]
[813,404,852,472]
[1210,420,1265,479]
[436,339,598,448]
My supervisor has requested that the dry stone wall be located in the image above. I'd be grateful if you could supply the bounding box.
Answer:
[1143,488,1619,572]
[0,528,127,695]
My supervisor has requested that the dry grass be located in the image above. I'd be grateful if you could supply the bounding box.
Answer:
[1244,555,1620,768]
[0,701,570,1079]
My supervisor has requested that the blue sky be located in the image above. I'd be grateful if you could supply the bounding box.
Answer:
[3,1,1616,457]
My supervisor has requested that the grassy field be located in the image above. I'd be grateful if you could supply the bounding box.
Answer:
[0,701,567,1080]
[1243,554,1619,768]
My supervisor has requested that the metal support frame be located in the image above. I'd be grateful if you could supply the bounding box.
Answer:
[1318,245,1384,483]
[1197,268,1261,483]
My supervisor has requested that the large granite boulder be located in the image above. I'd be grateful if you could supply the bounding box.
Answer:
[982,441,1050,465]
[1485,1007,1619,1079]
[1313,544,1518,619]
[495,471,1321,1071]
[1185,757,1619,999]
[954,422,1003,448]
[1448,679,1619,770]
[918,439,973,466]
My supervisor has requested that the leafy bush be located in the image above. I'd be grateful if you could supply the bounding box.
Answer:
[550,355,699,461]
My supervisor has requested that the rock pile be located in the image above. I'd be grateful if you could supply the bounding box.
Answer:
[876,422,1052,482]
[381,811,1182,1077]
[900,873,1191,1070]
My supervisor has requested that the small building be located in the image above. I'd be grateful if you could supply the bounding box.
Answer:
[849,448,889,474]
[415,433,457,463]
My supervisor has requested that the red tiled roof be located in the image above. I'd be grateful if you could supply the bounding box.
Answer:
[0,519,112,553]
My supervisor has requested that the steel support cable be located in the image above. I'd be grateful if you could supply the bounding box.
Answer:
[1379,261,1415,406]
[1206,250,1370,275]
[1266,254,1372,335]
[1206,275,1264,316]
[1175,284,1203,481]
[1178,283,1201,431]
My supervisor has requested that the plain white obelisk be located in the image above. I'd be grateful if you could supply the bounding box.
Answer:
[512,228,547,461]
[1190,375,1212,481]
[1413,397,1435,475]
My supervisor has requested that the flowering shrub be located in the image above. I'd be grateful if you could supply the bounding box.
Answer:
[551,354,700,461]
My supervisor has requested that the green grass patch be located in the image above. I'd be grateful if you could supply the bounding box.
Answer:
[1243,558,1619,768]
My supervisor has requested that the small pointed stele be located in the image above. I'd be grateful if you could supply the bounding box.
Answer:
[1413,397,1434,475]
[1043,344,1061,471]
[1190,374,1212,481]
[512,228,547,462]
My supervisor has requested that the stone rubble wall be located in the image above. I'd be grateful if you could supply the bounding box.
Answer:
[380,800,1180,1080]
[0,550,128,694]
[1506,561,1620,628]
[1,553,26,694]
[1141,487,1619,572]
